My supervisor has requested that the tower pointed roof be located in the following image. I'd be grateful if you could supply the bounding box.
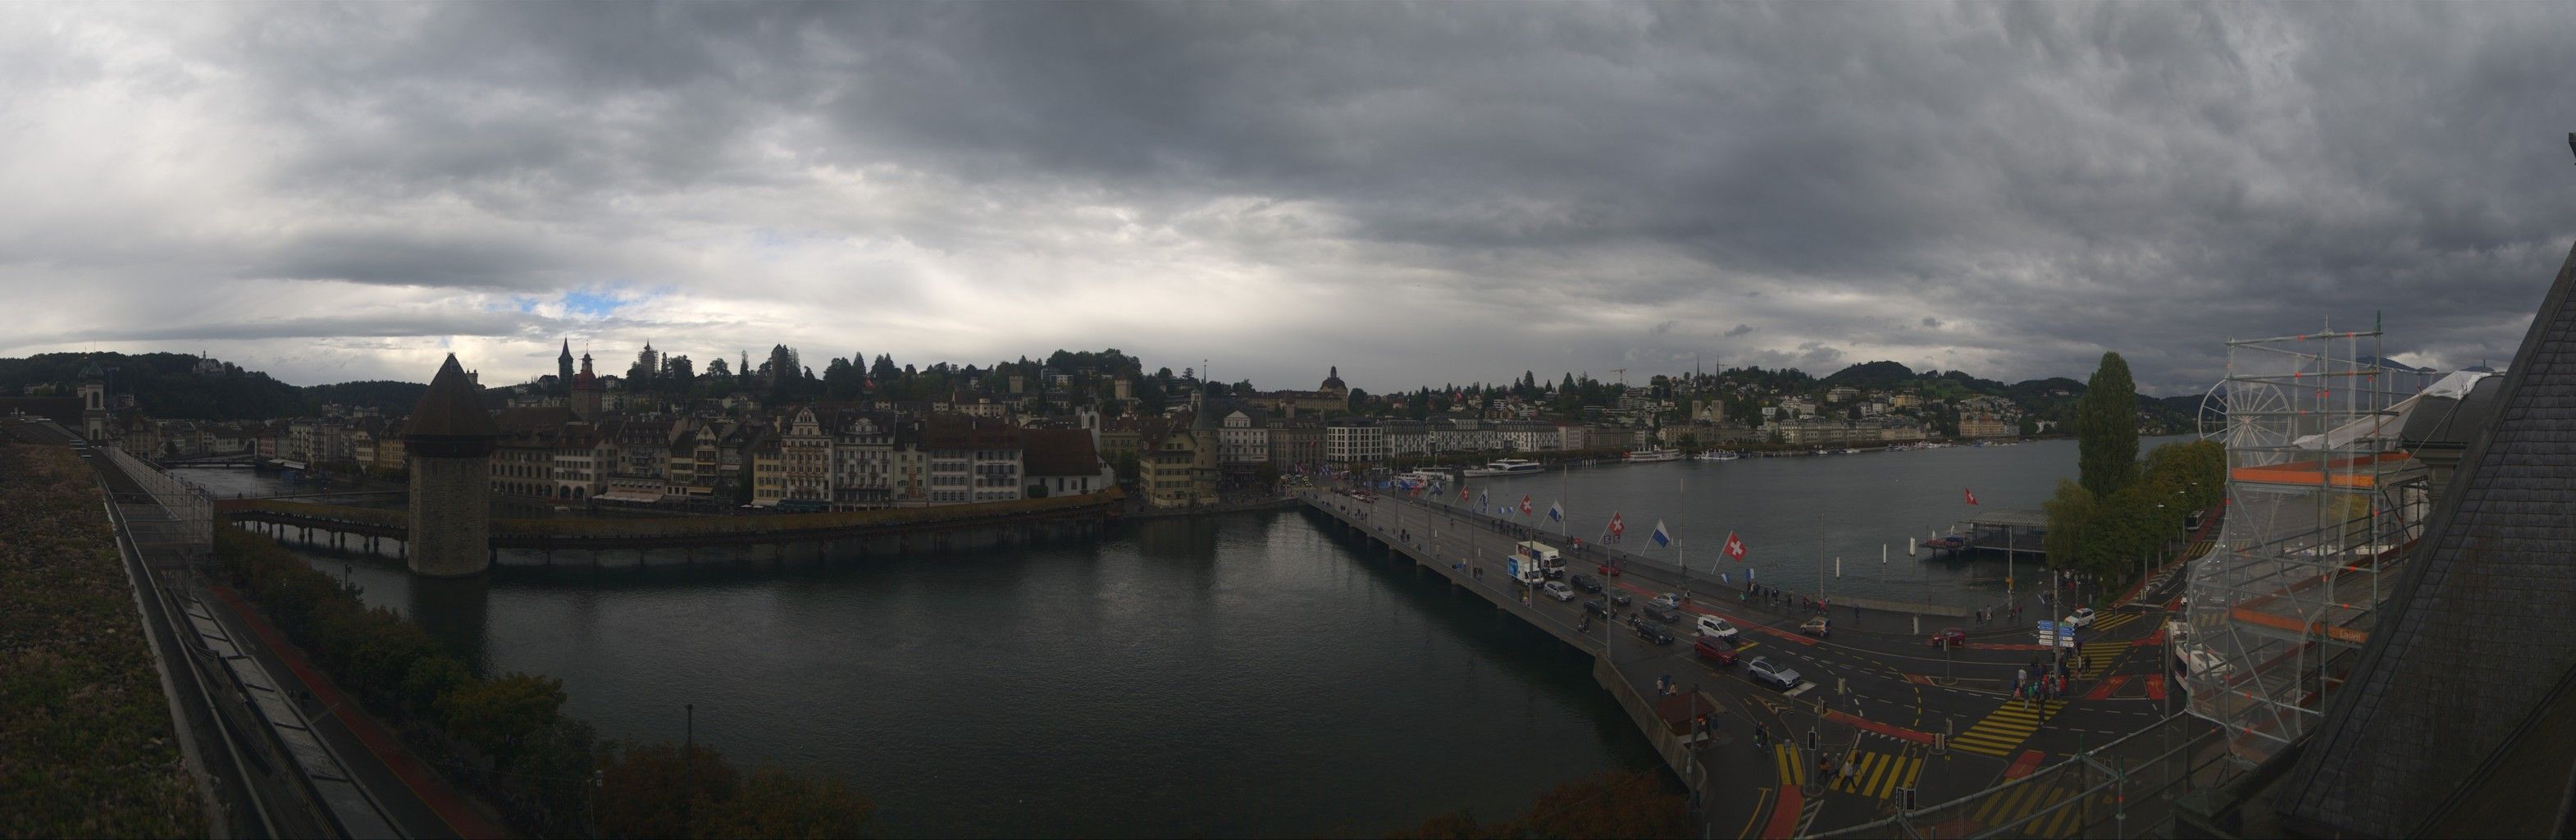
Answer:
[559,339,573,362]
[405,354,499,438]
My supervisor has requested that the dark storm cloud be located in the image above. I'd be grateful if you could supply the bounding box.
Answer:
[11,2,2575,390]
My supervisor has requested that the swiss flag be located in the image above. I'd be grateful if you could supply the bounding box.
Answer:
[1459,486,1470,502]
[1965,487,1979,505]
[1610,514,1626,536]
[1519,495,1534,515]
[1723,531,1748,562]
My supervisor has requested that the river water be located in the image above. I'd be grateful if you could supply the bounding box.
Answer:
[179,435,2181,837]
[1446,436,2192,610]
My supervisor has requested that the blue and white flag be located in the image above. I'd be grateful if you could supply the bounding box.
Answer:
[1650,520,1673,548]
[1478,489,1489,509]
[1547,501,1564,523]
[1720,572,1730,585]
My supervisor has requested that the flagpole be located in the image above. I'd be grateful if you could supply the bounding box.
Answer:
[1676,474,1689,608]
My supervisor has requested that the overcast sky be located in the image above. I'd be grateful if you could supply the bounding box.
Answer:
[7,2,2572,395]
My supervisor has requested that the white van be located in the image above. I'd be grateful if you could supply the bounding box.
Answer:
[1695,616,1740,641]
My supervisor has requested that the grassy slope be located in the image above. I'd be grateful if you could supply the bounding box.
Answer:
[0,443,204,837]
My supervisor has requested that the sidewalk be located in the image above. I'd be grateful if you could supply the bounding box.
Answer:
[203,582,509,840]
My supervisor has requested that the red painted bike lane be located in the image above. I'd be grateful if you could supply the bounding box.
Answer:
[208,583,508,839]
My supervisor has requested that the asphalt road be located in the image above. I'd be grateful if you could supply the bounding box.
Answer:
[1309,482,2197,838]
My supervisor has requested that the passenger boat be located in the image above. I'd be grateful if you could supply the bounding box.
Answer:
[1694,450,1741,461]
[1622,447,1683,463]
[1462,458,1544,477]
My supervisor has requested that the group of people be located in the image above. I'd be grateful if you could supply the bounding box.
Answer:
[1739,580,1832,613]
[2013,656,2086,706]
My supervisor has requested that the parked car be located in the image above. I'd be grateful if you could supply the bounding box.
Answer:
[1584,600,1612,619]
[1609,591,1633,607]
[1631,618,1676,646]
[1570,573,1604,593]
[1694,636,1740,666]
[2064,607,2099,628]
[1643,604,1684,624]
[1650,592,1685,610]
[1748,657,1802,691]
[1799,616,1832,638]
[1541,581,1577,602]
[1928,627,1967,648]
[1694,616,1740,641]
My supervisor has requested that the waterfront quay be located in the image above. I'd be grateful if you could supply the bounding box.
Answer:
[1301,485,2217,838]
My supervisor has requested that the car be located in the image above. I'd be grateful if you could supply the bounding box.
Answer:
[1747,656,1803,690]
[1928,627,1967,648]
[1609,591,1633,607]
[1597,563,1622,577]
[1570,573,1604,593]
[1694,636,1740,666]
[1650,592,1685,610]
[1642,604,1683,624]
[2064,607,2099,628]
[1799,616,1831,638]
[1694,616,1740,641]
[1631,618,1676,646]
[1583,600,1612,618]
[1541,581,1576,602]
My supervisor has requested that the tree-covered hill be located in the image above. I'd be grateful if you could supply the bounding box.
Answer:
[0,353,305,420]
[303,381,430,416]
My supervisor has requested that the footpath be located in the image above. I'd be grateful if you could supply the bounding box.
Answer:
[202,582,508,840]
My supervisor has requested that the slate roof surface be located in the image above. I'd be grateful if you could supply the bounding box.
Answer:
[404,354,499,438]
[1021,428,1101,477]
[2280,240,2576,836]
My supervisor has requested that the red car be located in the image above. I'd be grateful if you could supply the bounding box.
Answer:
[1694,636,1740,666]
[1928,627,1967,648]
[1598,563,1622,577]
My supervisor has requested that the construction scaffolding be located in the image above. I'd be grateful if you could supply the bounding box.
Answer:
[2180,323,2431,767]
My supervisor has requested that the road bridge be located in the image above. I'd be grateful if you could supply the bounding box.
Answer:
[1299,485,2219,838]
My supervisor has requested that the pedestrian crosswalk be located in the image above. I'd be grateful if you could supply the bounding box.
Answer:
[2077,641,2128,680]
[1950,699,2068,756]
[1969,778,2112,838]
[1825,750,1923,801]
[2088,612,2142,632]
[1773,744,1808,787]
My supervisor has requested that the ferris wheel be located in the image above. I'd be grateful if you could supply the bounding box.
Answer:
[2200,377,2296,465]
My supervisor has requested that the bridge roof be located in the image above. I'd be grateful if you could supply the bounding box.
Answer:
[404,354,498,438]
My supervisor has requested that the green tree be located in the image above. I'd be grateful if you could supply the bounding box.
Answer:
[599,742,741,838]
[2077,352,2140,498]
[2041,479,2094,571]
[440,673,568,765]
[822,356,863,399]
[695,768,877,839]
[399,654,472,719]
